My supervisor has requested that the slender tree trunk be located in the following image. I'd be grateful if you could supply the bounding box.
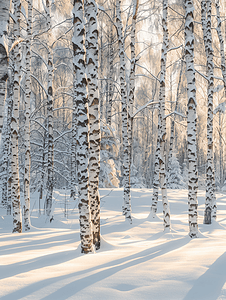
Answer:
[168,57,184,178]
[215,0,226,96]
[45,0,54,218]
[0,1,10,133]
[73,0,93,253]
[11,0,22,233]
[158,0,170,229]
[107,17,114,126]
[116,0,132,223]
[24,0,33,230]
[71,108,77,200]
[1,80,11,208]
[128,0,139,190]
[185,0,198,237]
[150,114,160,218]
[201,0,214,224]
[85,0,101,250]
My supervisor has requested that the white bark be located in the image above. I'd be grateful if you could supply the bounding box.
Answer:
[73,0,93,253]
[150,114,160,218]
[45,0,54,218]
[24,0,33,231]
[201,0,214,224]
[158,0,170,229]
[128,0,138,198]
[0,1,10,133]
[11,0,22,233]
[215,0,226,96]
[185,0,198,237]
[85,0,101,250]
[116,0,132,223]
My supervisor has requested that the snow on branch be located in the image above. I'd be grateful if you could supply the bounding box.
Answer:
[167,44,183,53]
[195,69,208,81]
[30,74,48,96]
[54,130,72,142]
[32,50,48,69]
[135,63,160,82]
[132,100,158,118]
[164,111,187,119]
[214,102,225,114]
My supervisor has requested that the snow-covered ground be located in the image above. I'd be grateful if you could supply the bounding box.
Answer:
[1,188,226,300]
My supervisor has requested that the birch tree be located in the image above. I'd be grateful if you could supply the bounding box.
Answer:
[45,0,54,219]
[128,0,139,194]
[185,0,198,237]
[85,0,101,250]
[201,0,214,224]
[0,0,10,133]
[116,0,132,223]
[158,0,170,229]
[11,0,22,233]
[73,0,93,253]
[23,0,33,230]
[150,117,160,218]
[215,0,226,96]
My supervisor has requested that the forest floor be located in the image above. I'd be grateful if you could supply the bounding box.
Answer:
[1,188,226,300]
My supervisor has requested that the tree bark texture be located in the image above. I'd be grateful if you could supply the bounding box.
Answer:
[116,0,132,223]
[158,0,170,229]
[45,0,54,218]
[201,0,215,224]
[24,0,33,230]
[185,0,199,237]
[0,0,10,133]
[73,0,93,253]
[85,0,101,250]
[11,0,22,233]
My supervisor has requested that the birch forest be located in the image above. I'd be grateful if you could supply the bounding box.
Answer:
[1,0,226,255]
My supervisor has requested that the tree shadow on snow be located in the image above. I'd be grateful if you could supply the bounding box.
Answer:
[184,251,226,300]
[1,236,190,300]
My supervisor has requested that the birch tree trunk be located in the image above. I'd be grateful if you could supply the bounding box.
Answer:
[215,0,226,96]
[116,0,132,223]
[158,0,170,229]
[11,0,22,233]
[168,57,184,178]
[45,0,54,218]
[7,61,14,216]
[24,0,33,230]
[0,1,10,133]
[215,0,226,209]
[106,6,115,126]
[128,0,139,193]
[150,115,160,218]
[185,0,198,237]
[71,109,77,200]
[1,79,11,208]
[201,0,214,224]
[85,0,101,250]
[73,0,93,253]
